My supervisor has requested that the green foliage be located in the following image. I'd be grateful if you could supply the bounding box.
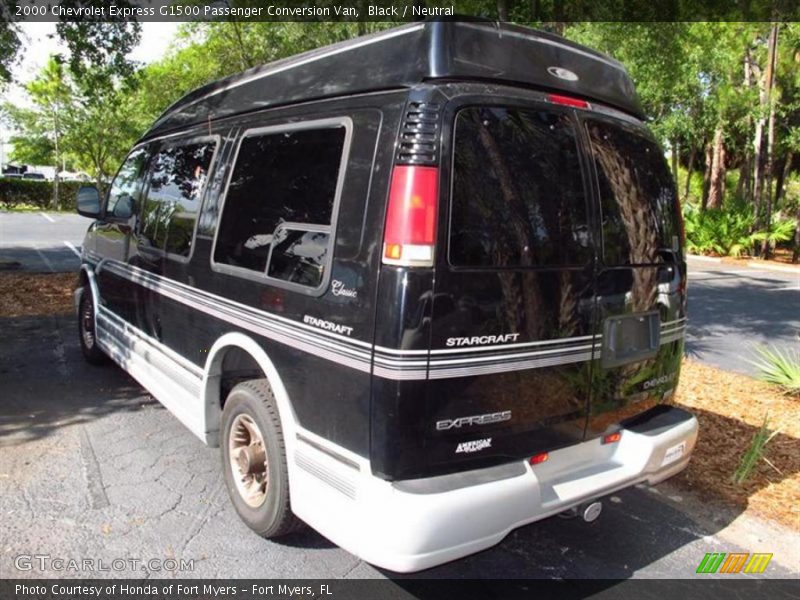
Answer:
[0,8,21,87]
[62,84,147,187]
[5,57,72,169]
[752,346,800,396]
[4,53,147,188]
[677,166,705,204]
[732,413,779,485]
[684,198,796,257]
[748,218,796,246]
[0,179,84,211]
[683,202,755,256]
[55,2,142,93]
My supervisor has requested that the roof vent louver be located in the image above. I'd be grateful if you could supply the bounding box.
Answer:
[397,102,440,166]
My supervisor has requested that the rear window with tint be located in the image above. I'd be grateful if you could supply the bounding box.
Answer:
[449,107,591,268]
[586,119,681,265]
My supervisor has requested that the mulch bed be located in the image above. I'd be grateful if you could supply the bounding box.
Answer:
[0,272,76,318]
[673,359,799,529]
[1,273,797,528]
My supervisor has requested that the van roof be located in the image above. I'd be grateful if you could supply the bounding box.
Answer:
[144,21,643,140]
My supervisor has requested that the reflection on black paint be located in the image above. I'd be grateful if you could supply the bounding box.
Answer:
[140,142,216,257]
[107,149,149,216]
[587,119,681,266]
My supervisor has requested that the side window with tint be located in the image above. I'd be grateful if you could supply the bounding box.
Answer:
[213,124,346,289]
[450,107,591,268]
[106,148,148,219]
[139,140,216,258]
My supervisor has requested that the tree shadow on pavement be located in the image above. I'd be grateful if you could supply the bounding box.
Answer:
[0,312,154,445]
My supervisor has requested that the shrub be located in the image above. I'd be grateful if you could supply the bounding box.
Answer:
[752,345,800,396]
[683,200,796,258]
[0,178,85,212]
[683,201,754,256]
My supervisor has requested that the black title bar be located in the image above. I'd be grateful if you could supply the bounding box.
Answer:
[6,0,800,23]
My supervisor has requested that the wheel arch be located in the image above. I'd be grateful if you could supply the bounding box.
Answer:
[201,333,297,448]
[76,264,100,318]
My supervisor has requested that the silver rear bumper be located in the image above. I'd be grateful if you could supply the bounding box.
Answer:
[290,406,698,572]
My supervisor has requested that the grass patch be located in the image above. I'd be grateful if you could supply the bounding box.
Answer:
[732,413,780,484]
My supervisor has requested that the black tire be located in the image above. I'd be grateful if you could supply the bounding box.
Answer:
[78,287,108,365]
[221,379,302,538]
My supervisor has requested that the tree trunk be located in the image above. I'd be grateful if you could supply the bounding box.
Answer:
[702,141,712,212]
[760,24,779,259]
[52,103,61,211]
[671,137,679,187]
[793,205,800,263]
[683,142,696,202]
[497,0,509,20]
[707,128,726,210]
[229,21,253,71]
[531,0,540,20]
[774,151,793,207]
[752,111,765,225]
[741,46,754,203]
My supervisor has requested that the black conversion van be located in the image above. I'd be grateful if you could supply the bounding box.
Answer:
[75,21,697,572]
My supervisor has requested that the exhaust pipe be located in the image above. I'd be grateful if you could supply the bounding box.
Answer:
[558,500,603,522]
[581,501,602,523]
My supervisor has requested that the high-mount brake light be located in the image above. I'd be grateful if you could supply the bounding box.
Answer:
[382,165,439,267]
[548,93,590,109]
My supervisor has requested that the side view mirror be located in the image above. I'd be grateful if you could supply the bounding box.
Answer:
[113,195,134,220]
[76,186,101,218]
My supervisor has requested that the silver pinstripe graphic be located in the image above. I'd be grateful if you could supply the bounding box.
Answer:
[92,260,686,380]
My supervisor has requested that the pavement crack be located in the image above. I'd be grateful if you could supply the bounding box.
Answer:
[179,479,226,554]
[339,558,363,579]
[79,425,110,510]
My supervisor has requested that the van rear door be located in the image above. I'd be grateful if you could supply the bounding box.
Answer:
[425,104,597,473]
[582,115,686,437]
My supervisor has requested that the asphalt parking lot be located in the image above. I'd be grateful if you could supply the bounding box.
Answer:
[685,258,800,376]
[0,212,90,273]
[0,212,798,583]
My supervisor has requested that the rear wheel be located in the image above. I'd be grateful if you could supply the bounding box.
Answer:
[78,288,107,365]
[221,379,302,537]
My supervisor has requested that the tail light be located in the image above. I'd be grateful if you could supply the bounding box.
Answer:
[602,432,622,445]
[548,93,590,109]
[530,452,549,465]
[382,165,438,267]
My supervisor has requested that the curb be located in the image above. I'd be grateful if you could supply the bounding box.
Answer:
[745,262,800,274]
[687,254,800,274]
[687,255,721,263]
